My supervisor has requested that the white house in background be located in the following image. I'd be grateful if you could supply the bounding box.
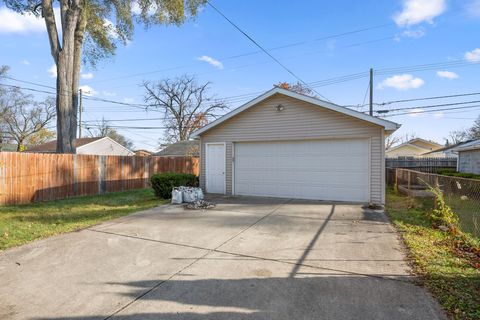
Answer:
[27,137,134,156]
[421,140,474,158]
[385,138,443,158]
[453,140,480,174]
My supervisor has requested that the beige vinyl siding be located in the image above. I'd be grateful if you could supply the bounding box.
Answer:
[199,93,385,204]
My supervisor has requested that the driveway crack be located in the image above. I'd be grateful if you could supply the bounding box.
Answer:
[102,199,291,319]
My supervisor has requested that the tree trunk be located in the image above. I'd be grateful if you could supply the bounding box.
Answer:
[71,12,86,141]
[43,0,82,153]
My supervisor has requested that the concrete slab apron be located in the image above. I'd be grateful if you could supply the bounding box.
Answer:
[111,200,444,320]
[0,198,445,320]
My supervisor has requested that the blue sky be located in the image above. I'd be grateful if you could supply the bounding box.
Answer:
[1,0,480,150]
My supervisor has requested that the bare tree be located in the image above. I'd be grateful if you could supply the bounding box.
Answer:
[4,0,206,153]
[86,118,134,150]
[143,75,227,144]
[468,116,480,140]
[385,135,401,150]
[399,132,418,144]
[0,66,11,150]
[445,129,469,146]
[1,88,55,151]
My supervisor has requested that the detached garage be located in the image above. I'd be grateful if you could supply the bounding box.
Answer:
[192,87,400,205]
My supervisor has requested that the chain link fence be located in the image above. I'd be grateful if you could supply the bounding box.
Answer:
[387,168,480,238]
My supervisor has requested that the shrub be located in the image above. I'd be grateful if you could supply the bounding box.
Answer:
[427,184,459,232]
[436,169,480,180]
[150,173,198,199]
[436,168,456,175]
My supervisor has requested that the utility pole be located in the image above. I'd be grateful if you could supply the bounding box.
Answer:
[369,68,373,116]
[78,89,83,138]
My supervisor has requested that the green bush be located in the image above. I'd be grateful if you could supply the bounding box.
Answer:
[436,169,480,180]
[436,168,456,175]
[427,185,459,232]
[150,173,199,199]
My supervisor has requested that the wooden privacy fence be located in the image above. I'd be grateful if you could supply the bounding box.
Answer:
[0,152,199,205]
[386,157,457,173]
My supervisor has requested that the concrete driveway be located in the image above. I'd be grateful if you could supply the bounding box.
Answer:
[0,196,445,320]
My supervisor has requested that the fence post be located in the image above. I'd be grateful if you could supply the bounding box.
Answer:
[121,157,125,191]
[98,156,106,194]
[394,168,398,192]
[144,157,149,188]
[407,170,411,190]
[73,155,78,196]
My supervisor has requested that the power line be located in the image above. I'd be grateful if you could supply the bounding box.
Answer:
[88,23,393,85]
[206,0,329,101]
[376,99,480,114]
[382,104,480,117]
[378,91,480,105]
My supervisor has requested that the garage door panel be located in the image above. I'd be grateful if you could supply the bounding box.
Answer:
[234,140,369,202]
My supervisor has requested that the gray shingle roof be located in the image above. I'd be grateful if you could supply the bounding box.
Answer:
[155,140,199,157]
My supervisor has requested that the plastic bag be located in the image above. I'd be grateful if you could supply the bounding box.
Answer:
[196,188,204,200]
[183,188,196,203]
[171,188,183,204]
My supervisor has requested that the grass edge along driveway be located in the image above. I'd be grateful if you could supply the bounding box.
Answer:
[0,189,166,251]
[386,189,479,320]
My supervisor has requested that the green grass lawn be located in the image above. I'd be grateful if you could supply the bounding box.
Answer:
[386,189,480,320]
[0,189,166,251]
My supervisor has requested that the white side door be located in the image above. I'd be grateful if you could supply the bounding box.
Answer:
[206,143,226,194]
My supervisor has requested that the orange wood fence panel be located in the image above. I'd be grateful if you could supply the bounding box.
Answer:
[0,153,199,206]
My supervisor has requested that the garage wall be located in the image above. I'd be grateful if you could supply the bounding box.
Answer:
[199,93,385,204]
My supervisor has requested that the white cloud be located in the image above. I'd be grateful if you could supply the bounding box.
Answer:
[79,85,97,96]
[0,7,45,33]
[433,112,444,118]
[131,1,157,16]
[102,91,116,97]
[21,59,30,65]
[123,98,134,103]
[104,19,119,39]
[0,7,61,34]
[378,74,425,90]
[465,0,480,17]
[394,0,447,26]
[436,70,459,79]
[47,64,57,78]
[408,108,425,117]
[465,48,480,62]
[132,2,142,15]
[197,55,224,69]
[401,27,426,39]
[81,72,94,80]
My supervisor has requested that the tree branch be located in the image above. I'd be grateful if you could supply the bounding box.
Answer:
[42,0,61,63]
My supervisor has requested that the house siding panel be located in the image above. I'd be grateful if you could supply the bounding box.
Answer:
[199,94,385,204]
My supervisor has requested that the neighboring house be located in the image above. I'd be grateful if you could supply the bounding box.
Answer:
[0,143,17,152]
[421,140,474,158]
[452,140,480,174]
[192,87,400,205]
[26,137,134,156]
[385,138,442,158]
[155,140,199,157]
[134,149,153,157]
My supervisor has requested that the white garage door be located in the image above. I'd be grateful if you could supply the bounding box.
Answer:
[234,139,369,202]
